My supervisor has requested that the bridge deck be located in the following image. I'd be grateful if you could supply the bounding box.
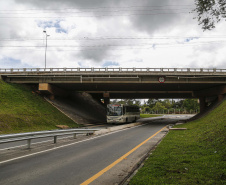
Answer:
[1,68,226,99]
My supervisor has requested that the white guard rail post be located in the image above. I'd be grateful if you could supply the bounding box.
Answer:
[0,128,99,149]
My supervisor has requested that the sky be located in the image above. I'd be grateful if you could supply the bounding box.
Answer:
[0,0,225,69]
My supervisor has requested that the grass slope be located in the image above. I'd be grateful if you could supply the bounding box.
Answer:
[130,100,226,184]
[0,80,80,134]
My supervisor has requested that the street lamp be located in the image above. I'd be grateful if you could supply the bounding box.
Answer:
[43,30,50,68]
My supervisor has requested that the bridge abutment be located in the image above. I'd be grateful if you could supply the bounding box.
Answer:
[38,83,68,99]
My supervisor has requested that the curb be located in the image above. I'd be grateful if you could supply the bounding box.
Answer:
[94,122,143,135]
[94,117,168,136]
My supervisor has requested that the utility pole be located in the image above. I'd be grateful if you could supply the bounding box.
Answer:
[43,30,50,68]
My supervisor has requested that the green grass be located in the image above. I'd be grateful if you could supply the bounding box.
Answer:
[140,114,161,118]
[0,80,80,134]
[130,100,226,184]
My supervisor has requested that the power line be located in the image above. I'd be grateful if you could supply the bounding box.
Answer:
[0,36,226,42]
[0,4,195,12]
[0,11,191,18]
[0,8,193,15]
[1,42,224,52]
[0,41,225,48]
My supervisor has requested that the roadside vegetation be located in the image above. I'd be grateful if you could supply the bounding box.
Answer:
[140,114,160,118]
[0,80,80,134]
[111,98,200,114]
[130,99,226,184]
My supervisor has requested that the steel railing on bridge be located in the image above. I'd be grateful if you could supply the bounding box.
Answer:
[0,128,99,149]
[0,67,226,74]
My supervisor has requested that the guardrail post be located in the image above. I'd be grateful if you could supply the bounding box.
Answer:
[54,136,57,143]
[0,129,100,150]
[27,139,31,149]
[73,133,77,139]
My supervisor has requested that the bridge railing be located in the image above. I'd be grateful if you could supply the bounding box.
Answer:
[0,68,226,74]
[0,128,99,149]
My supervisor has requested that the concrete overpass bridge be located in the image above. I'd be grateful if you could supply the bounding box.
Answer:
[1,67,226,112]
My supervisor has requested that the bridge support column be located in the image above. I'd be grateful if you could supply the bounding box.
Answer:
[103,92,110,107]
[218,94,225,102]
[199,97,206,113]
[104,98,110,107]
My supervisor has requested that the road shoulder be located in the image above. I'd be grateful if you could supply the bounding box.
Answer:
[88,127,169,185]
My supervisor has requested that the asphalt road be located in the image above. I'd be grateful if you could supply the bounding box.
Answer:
[0,117,190,185]
[0,115,193,150]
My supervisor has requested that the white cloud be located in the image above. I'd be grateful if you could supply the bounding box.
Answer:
[0,0,225,69]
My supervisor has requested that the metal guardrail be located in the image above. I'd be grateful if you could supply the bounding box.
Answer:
[0,128,99,149]
[0,68,226,74]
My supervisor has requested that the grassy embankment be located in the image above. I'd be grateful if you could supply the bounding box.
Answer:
[0,80,80,134]
[140,114,161,118]
[130,100,226,184]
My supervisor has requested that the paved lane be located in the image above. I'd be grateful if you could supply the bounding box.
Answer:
[0,120,176,185]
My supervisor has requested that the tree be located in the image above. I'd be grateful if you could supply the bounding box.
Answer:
[162,99,172,109]
[183,99,199,113]
[147,99,158,108]
[152,102,166,113]
[192,0,226,31]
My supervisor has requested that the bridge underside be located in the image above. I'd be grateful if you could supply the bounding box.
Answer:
[50,83,225,99]
[1,68,226,113]
[2,72,226,99]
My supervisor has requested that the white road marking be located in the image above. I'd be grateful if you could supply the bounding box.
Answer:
[0,124,144,165]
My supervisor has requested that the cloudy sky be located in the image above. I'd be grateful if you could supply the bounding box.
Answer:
[0,0,225,69]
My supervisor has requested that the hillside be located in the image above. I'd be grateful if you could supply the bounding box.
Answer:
[0,80,80,134]
[130,98,226,184]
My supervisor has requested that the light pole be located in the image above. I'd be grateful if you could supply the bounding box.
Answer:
[43,30,50,68]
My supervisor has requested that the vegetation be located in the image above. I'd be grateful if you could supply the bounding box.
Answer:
[111,99,200,114]
[0,80,80,134]
[192,0,226,31]
[130,99,226,184]
[140,114,160,118]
